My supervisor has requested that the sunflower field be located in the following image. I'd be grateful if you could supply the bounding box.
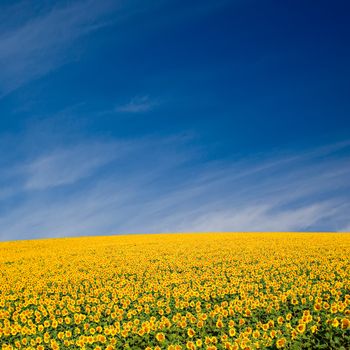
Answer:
[0,233,349,350]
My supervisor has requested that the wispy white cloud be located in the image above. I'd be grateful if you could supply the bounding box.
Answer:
[116,96,159,113]
[23,142,121,190]
[0,127,349,241]
[166,202,337,233]
[0,0,236,97]
[0,0,117,96]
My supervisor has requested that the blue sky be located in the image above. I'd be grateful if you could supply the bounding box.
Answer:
[0,0,349,240]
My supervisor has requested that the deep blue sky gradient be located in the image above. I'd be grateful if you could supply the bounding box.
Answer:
[0,0,349,240]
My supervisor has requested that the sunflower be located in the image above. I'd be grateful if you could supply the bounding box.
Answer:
[252,330,260,339]
[216,319,224,328]
[156,332,165,342]
[187,328,195,337]
[229,328,236,337]
[276,338,287,349]
[186,341,195,350]
[332,318,339,328]
[196,339,202,347]
[341,318,350,330]
[296,324,306,334]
